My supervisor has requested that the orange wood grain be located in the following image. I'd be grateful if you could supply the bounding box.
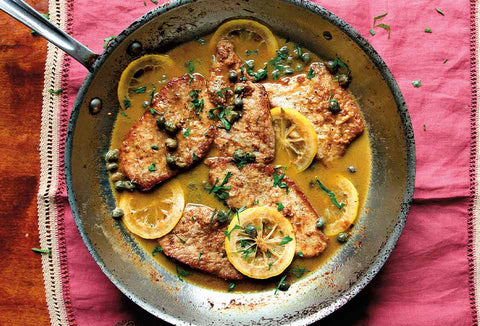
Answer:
[0,0,51,325]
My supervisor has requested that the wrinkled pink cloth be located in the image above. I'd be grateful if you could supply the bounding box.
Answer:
[60,0,474,324]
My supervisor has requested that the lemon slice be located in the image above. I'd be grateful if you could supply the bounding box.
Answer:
[210,19,279,59]
[117,54,174,110]
[118,180,184,239]
[225,206,296,279]
[321,175,359,236]
[271,107,318,172]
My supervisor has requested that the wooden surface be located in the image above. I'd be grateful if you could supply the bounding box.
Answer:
[0,0,51,324]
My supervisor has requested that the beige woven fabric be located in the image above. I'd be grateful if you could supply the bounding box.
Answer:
[37,0,70,324]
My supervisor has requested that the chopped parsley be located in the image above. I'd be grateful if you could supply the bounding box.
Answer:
[280,236,293,245]
[228,282,236,292]
[315,177,345,209]
[375,23,391,38]
[412,80,422,88]
[185,60,195,74]
[274,275,288,294]
[435,7,445,16]
[148,163,156,172]
[369,29,375,36]
[246,49,259,56]
[224,225,241,240]
[120,112,129,118]
[273,168,289,194]
[103,35,117,48]
[216,88,231,98]
[268,262,274,270]
[244,62,268,82]
[307,67,316,79]
[196,38,206,45]
[32,248,52,257]
[176,265,189,282]
[123,98,131,109]
[373,13,388,26]
[192,152,197,161]
[209,208,217,227]
[197,252,203,263]
[233,149,256,168]
[189,89,204,119]
[297,251,304,257]
[443,59,448,64]
[149,108,160,115]
[48,88,64,95]
[152,246,163,256]
[134,86,147,93]
[175,234,186,244]
[235,205,246,222]
[291,267,309,278]
[208,105,234,130]
[423,124,427,131]
[425,28,432,33]
[150,0,158,4]
[183,127,190,137]
[277,202,284,211]
[151,145,158,150]
[206,172,232,202]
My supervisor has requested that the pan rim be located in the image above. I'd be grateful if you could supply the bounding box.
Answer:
[65,0,416,324]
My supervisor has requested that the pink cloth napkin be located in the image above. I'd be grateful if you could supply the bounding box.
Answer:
[57,0,475,324]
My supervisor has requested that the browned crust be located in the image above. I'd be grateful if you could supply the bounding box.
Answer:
[158,204,244,280]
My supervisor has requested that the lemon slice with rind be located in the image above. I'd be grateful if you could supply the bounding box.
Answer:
[209,19,279,59]
[117,54,174,110]
[118,179,184,239]
[271,107,318,172]
[225,206,296,279]
[321,175,359,236]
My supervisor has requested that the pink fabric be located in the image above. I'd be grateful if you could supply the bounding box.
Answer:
[56,0,475,324]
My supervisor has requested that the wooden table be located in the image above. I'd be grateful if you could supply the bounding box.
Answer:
[0,0,51,324]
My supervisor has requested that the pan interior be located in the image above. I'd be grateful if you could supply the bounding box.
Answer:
[67,0,414,324]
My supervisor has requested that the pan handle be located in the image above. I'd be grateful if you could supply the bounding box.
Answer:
[0,0,99,71]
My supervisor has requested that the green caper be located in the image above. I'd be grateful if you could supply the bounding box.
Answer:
[234,85,245,94]
[244,224,257,238]
[106,162,118,171]
[110,171,125,182]
[228,70,238,82]
[316,217,326,229]
[166,154,176,167]
[165,137,178,150]
[245,60,255,69]
[233,96,243,109]
[337,74,351,87]
[156,116,165,129]
[329,100,341,114]
[105,149,119,162]
[233,149,245,161]
[296,64,303,71]
[216,210,229,224]
[176,160,187,168]
[278,279,290,291]
[111,207,124,219]
[226,110,240,123]
[114,180,135,191]
[284,67,294,75]
[337,232,349,243]
[348,166,356,173]
[325,60,338,74]
[301,52,311,63]
[123,180,135,191]
[142,100,150,109]
[287,56,294,64]
[279,45,289,55]
[164,121,178,135]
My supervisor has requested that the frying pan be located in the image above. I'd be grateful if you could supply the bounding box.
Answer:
[1,0,415,324]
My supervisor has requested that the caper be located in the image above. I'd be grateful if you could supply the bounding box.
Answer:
[233,96,243,109]
[114,180,135,191]
[316,217,326,229]
[111,207,124,219]
[110,171,125,182]
[228,70,238,82]
[278,279,290,291]
[142,100,150,109]
[301,52,311,63]
[114,180,125,190]
[337,232,349,243]
[234,85,245,94]
[337,74,351,87]
[272,69,280,80]
[244,224,257,238]
[325,60,338,74]
[284,67,294,75]
[165,137,178,150]
[166,154,176,167]
[216,210,229,224]
[233,149,245,161]
[105,149,119,162]
[279,45,289,55]
[245,60,255,69]
[164,121,178,135]
[226,110,240,123]
[156,116,165,129]
[106,162,118,171]
[287,56,294,64]
[329,100,341,114]
[348,166,356,173]
[296,64,303,71]
[176,160,187,168]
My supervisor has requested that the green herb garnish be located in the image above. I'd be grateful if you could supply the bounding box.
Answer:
[369,29,375,36]
[315,177,344,209]
[246,49,259,56]
[185,60,195,74]
[134,86,147,93]
[224,225,242,240]
[197,252,203,263]
[233,149,256,168]
[148,163,156,172]
[373,13,388,26]
[425,28,432,33]
[291,267,309,278]
[443,59,448,64]
[120,112,129,118]
[150,0,158,4]
[280,236,293,245]
[435,7,445,16]
[206,172,232,202]
[48,88,64,95]
[274,275,288,295]
[32,248,51,257]
[152,246,163,256]
[176,265,189,282]
[423,124,427,131]
[151,145,158,150]
[297,251,304,257]
[216,88,231,98]
[273,168,289,194]
[183,127,190,137]
[228,282,236,292]
[123,98,131,109]
[103,35,117,48]
[375,23,391,38]
[412,80,422,87]
[235,205,246,222]
[175,234,186,244]
[196,39,206,45]
[277,202,284,211]
[307,67,316,79]
[189,89,204,119]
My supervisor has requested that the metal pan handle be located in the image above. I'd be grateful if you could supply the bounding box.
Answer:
[0,0,99,71]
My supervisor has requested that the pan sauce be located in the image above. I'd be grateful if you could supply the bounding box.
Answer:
[110,32,371,292]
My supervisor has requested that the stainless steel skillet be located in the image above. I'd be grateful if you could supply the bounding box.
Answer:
[1,0,415,324]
